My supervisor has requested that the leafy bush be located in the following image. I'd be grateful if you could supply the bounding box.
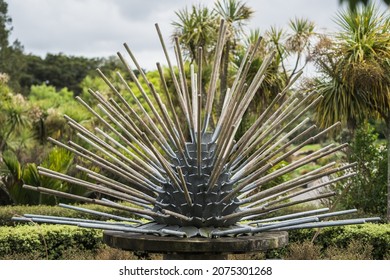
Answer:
[0,224,103,259]
[29,84,90,130]
[0,148,78,205]
[338,123,387,216]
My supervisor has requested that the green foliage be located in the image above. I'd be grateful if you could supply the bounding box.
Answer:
[0,93,32,152]
[20,54,101,95]
[29,83,90,134]
[336,123,387,216]
[340,0,390,10]
[0,147,80,205]
[0,224,103,260]
[29,84,74,108]
[280,239,374,260]
[0,0,26,91]
[172,4,218,63]
[0,0,11,49]
[0,150,39,205]
[311,4,390,129]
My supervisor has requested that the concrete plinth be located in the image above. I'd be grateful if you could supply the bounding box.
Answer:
[103,231,288,260]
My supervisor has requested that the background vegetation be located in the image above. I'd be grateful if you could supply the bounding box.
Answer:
[0,0,390,259]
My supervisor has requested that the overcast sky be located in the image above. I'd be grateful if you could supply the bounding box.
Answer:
[7,0,389,71]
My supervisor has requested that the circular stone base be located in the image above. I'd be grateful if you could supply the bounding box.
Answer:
[103,231,288,260]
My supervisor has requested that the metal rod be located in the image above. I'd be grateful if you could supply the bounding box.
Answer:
[50,137,159,193]
[240,162,356,206]
[94,127,164,182]
[177,167,193,207]
[37,166,158,205]
[75,165,159,206]
[203,20,227,132]
[118,49,177,153]
[249,217,320,234]
[162,209,192,222]
[231,117,310,182]
[57,203,143,223]
[156,62,187,149]
[221,192,336,223]
[22,214,141,225]
[261,172,357,208]
[74,131,161,193]
[155,23,191,139]
[231,143,348,203]
[247,208,330,225]
[22,184,161,220]
[113,59,175,157]
[274,218,372,231]
[174,37,195,140]
[77,222,160,235]
[75,95,160,168]
[140,133,182,191]
[66,139,162,192]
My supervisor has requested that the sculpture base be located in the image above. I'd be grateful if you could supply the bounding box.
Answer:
[103,231,288,260]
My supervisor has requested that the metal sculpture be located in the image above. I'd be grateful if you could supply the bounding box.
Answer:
[13,21,379,238]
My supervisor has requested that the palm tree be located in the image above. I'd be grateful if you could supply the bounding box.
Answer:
[233,29,286,139]
[311,4,390,221]
[172,4,218,64]
[238,28,286,114]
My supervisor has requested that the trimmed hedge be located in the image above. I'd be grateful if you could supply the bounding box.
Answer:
[1,223,389,260]
[0,224,103,259]
[268,223,390,259]
[0,204,137,226]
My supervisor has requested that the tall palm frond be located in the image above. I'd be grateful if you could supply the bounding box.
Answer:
[214,0,254,38]
[313,4,390,129]
[172,5,218,63]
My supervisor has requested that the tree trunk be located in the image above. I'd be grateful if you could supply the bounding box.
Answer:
[387,112,390,222]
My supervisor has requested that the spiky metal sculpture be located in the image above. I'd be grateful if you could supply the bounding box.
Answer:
[13,22,379,238]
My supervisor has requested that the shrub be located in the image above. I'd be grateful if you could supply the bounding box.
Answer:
[337,123,387,216]
[286,223,390,259]
[284,240,322,260]
[324,240,373,260]
[0,224,103,259]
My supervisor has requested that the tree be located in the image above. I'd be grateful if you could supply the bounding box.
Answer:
[0,0,26,91]
[311,5,390,220]
[0,0,11,49]
[172,4,218,64]
[338,123,387,216]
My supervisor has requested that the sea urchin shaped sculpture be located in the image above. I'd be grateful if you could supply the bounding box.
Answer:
[13,21,380,238]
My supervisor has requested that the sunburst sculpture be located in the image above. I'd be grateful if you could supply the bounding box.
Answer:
[13,21,379,238]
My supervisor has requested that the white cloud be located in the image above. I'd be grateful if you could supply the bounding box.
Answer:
[7,0,389,70]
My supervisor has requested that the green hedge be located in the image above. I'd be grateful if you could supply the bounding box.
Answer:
[2,223,389,260]
[0,204,137,226]
[268,223,390,259]
[0,224,103,259]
